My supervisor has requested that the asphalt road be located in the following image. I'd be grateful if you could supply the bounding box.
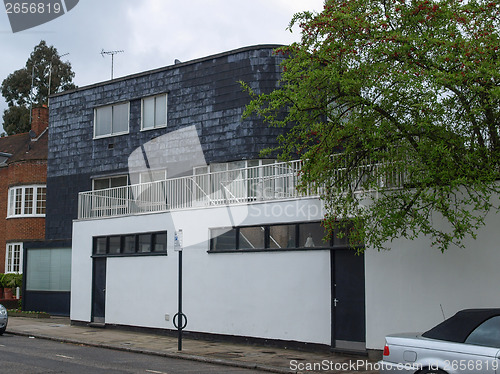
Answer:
[0,333,268,374]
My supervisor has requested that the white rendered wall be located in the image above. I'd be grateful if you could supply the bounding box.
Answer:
[73,194,500,350]
[365,206,500,350]
[72,198,332,345]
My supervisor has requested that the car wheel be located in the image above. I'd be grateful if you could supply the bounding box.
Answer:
[419,369,447,374]
[0,327,5,335]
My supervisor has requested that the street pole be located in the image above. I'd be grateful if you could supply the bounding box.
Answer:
[173,229,187,351]
[178,248,183,351]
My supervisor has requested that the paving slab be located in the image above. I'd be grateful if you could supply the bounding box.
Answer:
[6,316,379,374]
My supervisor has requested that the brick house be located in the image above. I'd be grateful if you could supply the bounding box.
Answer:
[0,107,48,275]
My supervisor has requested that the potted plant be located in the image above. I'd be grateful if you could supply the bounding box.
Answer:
[2,273,19,299]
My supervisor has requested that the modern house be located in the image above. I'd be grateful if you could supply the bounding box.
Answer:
[44,44,500,354]
[45,44,366,351]
[0,107,48,276]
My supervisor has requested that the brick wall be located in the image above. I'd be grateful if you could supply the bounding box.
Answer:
[0,160,47,272]
[31,106,49,137]
[5,218,46,242]
[8,160,47,186]
[0,166,7,272]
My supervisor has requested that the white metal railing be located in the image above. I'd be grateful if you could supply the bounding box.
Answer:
[78,160,308,220]
[78,157,407,220]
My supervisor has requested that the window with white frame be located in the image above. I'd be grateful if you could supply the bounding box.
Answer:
[94,102,129,138]
[5,243,22,273]
[7,185,46,217]
[141,94,167,130]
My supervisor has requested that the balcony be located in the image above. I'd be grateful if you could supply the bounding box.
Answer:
[77,156,406,220]
[77,160,315,220]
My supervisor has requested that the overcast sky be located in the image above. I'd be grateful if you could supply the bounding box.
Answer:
[0,0,325,132]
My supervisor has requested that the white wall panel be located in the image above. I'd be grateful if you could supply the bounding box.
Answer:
[72,198,332,344]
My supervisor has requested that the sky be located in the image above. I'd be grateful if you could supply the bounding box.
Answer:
[0,0,325,133]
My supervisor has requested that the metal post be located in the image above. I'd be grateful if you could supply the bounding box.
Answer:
[177,249,183,351]
[173,229,186,351]
[100,49,124,80]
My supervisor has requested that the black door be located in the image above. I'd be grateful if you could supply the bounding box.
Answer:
[92,258,106,323]
[331,249,366,351]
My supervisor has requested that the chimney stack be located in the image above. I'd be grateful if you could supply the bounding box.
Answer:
[31,106,49,137]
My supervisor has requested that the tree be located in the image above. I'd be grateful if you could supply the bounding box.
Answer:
[243,0,500,252]
[2,105,30,135]
[2,40,76,135]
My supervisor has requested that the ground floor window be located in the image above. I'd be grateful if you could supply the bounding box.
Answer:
[209,221,351,252]
[5,242,22,273]
[25,247,71,291]
[93,231,168,257]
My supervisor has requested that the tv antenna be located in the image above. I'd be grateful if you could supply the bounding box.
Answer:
[101,49,124,79]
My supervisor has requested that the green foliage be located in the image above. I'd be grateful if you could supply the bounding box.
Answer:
[243,0,500,252]
[1,273,22,288]
[2,106,30,135]
[1,40,76,135]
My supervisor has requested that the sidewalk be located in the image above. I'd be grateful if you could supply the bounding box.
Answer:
[6,316,379,374]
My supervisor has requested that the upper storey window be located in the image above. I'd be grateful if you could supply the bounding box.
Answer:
[94,102,129,138]
[7,185,46,218]
[93,176,128,190]
[142,94,167,130]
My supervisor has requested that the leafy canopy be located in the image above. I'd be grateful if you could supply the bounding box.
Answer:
[243,0,500,252]
[1,40,76,135]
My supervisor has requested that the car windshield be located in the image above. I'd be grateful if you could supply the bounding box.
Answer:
[465,316,500,348]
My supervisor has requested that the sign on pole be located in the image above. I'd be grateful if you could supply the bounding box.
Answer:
[174,229,183,251]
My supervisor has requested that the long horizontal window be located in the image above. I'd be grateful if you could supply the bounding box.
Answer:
[209,221,352,252]
[7,185,46,218]
[93,231,168,257]
[94,102,129,138]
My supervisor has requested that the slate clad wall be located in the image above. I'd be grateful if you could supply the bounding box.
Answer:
[46,173,93,240]
[47,45,284,240]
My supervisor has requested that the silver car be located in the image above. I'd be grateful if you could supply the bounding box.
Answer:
[0,304,7,335]
[379,309,500,374]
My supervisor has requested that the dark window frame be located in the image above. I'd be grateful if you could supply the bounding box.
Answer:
[208,221,359,253]
[92,231,168,257]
